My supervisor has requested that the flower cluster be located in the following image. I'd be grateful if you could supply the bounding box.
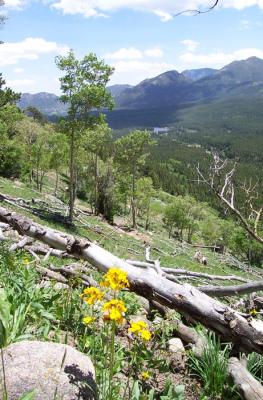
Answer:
[81,287,104,305]
[100,268,129,291]
[129,320,152,341]
[81,268,130,326]
[103,299,127,324]
[81,267,154,336]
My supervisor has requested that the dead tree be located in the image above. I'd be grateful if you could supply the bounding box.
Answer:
[1,205,263,354]
[197,153,263,245]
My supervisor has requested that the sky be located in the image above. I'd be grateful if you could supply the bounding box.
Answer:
[1,0,263,94]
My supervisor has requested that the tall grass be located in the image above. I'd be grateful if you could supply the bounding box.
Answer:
[188,332,239,400]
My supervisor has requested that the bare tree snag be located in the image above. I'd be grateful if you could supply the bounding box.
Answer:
[0,205,263,354]
[228,357,263,400]
[197,154,263,245]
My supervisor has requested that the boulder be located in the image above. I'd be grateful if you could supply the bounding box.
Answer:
[0,341,97,400]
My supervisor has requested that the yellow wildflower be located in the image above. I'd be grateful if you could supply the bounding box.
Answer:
[141,371,150,380]
[82,316,94,325]
[103,299,127,324]
[250,309,258,316]
[23,257,29,265]
[129,321,148,334]
[128,320,152,341]
[139,329,152,341]
[100,268,129,291]
[81,287,104,305]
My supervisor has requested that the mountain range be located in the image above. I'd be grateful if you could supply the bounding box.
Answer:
[18,57,263,126]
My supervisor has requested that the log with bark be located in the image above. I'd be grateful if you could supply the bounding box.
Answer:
[1,206,263,354]
[228,357,263,400]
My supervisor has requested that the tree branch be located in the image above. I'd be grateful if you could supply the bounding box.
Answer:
[174,0,219,16]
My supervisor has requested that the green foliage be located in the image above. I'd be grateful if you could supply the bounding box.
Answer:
[55,50,114,221]
[188,333,238,400]
[114,130,155,227]
[0,74,20,108]
[247,352,263,384]
[163,195,204,242]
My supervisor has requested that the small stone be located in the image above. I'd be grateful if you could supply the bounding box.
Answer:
[168,338,185,354]
[135,295,150,314]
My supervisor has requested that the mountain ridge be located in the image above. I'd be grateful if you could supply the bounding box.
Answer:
[18,57,263,123]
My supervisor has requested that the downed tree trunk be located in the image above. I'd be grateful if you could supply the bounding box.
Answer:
[199,281,263,297]
[228,357,263,400]
[127,260,248,283]
[0,206,263,354]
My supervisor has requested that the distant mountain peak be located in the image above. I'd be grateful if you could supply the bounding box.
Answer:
[182,68,217,81]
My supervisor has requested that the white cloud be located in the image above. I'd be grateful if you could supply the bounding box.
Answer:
[145,47,163,58]
[13,67,24,73]
[240,19,262,29]
[4,0,25,8]
[0,37,69,66]
[105,46,163,61]
[110,60,175,85]
[179,47,263,69]
[181,39,199,52]
[48,0,263,21]
[105,47,143,60]
[7,78,36,89]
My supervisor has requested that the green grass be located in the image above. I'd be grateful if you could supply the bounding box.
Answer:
[0,176,255,284]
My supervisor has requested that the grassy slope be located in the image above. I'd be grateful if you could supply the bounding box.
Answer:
[0,176,257,284]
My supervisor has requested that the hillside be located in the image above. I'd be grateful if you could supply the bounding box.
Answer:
[1,172,263,399]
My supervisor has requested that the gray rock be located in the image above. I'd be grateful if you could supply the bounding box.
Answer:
[168,338,185,353]
[168,338,186,372]
[135,295,150,314]
[0,341,97,400]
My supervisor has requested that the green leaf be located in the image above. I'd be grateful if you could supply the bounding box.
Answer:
[0,288,11,347]
[0,288,11,330]
[131,381,141,400]
[18,390,36,400]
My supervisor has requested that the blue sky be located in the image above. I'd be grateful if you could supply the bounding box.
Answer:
[1,0,263,93]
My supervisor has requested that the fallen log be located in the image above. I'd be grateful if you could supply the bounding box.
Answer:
[9,237,33,252]
[0,206,263,354]
[228,357,263,400]
[127,260,248,283]
[198,281,263,297]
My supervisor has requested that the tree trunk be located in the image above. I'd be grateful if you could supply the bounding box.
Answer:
[94,154,99,215]
[145,200,151,231]
[54,170,59,196]
[198,281,263,297]
[228,357,263,400]
[131,166,137,229]
[1,206,263,354]
[69,128,75,223]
